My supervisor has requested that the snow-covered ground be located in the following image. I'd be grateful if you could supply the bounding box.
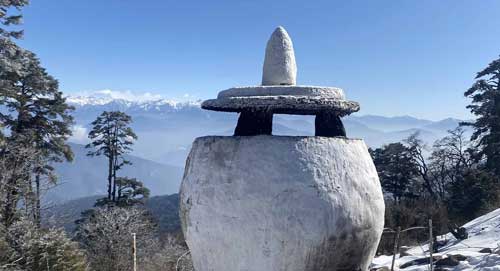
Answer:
[371,208,500,270]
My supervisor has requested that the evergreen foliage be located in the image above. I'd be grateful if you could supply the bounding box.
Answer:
[448,169,500,222]
[0,134,36,226]
[0,48,74,226]
[86,111,138,203]
[0,2,185,270]
[0,0,29,39]
[463,56,500,175]
[115,177,150,207]
[94,177,150,207]
[370,142,419,203]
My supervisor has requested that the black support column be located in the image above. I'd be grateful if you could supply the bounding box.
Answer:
[315,111,346,137]
[234,109,273,136]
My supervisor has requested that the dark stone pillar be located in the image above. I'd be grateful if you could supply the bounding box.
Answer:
[315,112,346,137]
[234,110,273,136]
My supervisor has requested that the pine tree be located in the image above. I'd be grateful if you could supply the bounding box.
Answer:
[0,0,28,157]
[463,56,500,175]
[370,142,420,203]
[0,49,74,227]
[115,177,150,207]
[86,111,137,204]
[448,169,499,222]
[0,133,34,226]
[0,1,29,88]
[0,0,29,40]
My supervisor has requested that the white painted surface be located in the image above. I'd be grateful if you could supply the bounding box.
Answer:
[180,136,385,271]
[262,26,297,86]
[217,85,345,99]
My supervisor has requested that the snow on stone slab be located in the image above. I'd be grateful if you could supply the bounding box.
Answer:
[371,208,500,270]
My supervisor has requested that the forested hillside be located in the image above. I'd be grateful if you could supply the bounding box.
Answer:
[44,194,181,234]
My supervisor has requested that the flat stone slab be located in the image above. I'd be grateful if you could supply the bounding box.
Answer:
[204,85,358,115]
[201,95,359,116]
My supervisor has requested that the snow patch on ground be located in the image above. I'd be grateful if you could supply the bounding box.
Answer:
[372,208,500,270]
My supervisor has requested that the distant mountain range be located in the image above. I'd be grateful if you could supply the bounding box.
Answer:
[47,91,469,203]
[67,92,468,163]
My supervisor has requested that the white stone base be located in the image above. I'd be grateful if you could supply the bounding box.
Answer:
[180,136,384,271]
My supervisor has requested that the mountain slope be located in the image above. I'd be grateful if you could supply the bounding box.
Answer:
[48,143,183,202]
[51,195,500,271]
[347,115,434,132]
[372,208,500,270]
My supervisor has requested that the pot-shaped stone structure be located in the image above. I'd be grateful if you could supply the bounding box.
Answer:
[180,26,385,271]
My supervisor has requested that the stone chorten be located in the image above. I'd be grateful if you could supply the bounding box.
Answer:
[180,27,385,271]
[202,26,359,137]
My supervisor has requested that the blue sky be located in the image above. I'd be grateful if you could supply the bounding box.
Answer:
[17,0,500,120]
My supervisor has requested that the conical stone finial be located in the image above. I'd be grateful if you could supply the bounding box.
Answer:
[262,26,297,86]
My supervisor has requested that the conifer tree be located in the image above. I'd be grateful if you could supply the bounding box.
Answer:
[0,0,29,39]
[370,142,419,203]
[0,1,29,85]
[463,56,500,175]
[0,48,74,226]
[114,177,150,207]
[86,111,137,204]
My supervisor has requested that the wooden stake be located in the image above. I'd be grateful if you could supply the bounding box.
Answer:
[429,219,433,271]
[391,226,401,271]
[132,233,137,271]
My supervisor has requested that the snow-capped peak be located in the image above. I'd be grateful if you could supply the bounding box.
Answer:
[65,89,202,109]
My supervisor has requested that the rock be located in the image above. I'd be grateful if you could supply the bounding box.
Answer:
[449,254,467,261]
[435,239,448,249]
[180,136,385,271]
[262,26,297,85]
[449,226,468,240]
[479,248,493,253]
[435,256,460,267]
[399,246,411,257]
[400,256,442,269]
